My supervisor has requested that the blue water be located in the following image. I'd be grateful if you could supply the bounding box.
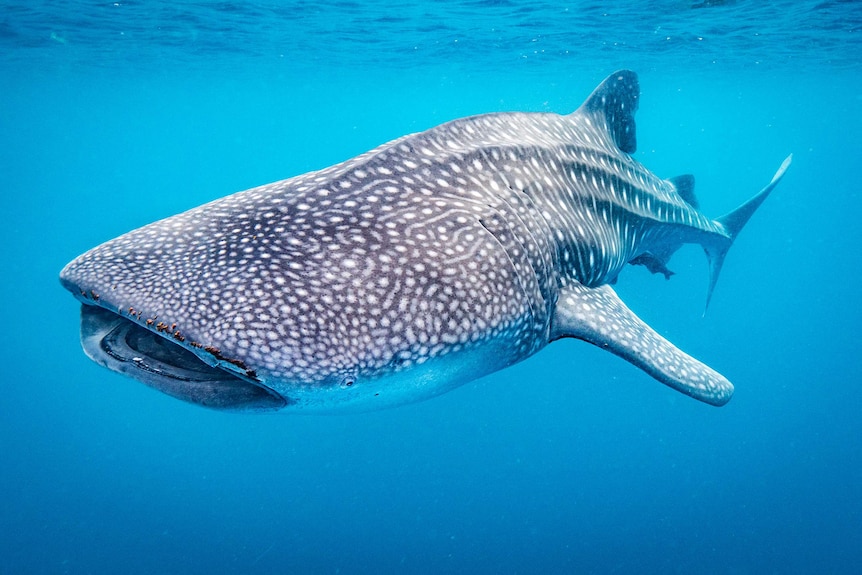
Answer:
[2,1,861,573]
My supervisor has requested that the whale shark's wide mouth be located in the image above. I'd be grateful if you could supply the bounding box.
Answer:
[78,304,286,411]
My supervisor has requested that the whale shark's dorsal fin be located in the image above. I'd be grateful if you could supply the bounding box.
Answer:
[577,70,640,154]
[668,174,699,209]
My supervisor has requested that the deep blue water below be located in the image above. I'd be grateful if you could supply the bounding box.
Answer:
[2,2,861,574]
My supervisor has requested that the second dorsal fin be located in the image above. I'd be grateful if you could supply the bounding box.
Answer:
[668,174,699,208]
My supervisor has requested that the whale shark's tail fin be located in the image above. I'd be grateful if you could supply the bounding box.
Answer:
[703,154,793,311]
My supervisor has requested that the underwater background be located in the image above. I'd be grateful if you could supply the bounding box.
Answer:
[1,1,861,573]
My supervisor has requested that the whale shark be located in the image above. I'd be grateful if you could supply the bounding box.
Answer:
[59,70,791,412]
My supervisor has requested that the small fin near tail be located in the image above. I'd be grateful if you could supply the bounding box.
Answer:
[668,174,699,209]
[703,154,793,311]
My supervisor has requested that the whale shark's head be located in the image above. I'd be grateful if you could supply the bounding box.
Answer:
[57,146,536,414]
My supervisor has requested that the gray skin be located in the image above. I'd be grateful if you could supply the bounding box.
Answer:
[59,70,791,412]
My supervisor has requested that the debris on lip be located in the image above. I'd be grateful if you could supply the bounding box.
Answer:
[80,289,101,301]
[115,304,259,381]
[203,345,257,379]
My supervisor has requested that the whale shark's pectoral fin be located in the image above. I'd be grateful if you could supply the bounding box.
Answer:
[550,282,733,406]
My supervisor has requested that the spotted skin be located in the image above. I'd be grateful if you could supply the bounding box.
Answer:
[59,70,790,411]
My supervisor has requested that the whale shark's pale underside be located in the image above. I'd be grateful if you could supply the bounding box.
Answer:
[60,70,791,412]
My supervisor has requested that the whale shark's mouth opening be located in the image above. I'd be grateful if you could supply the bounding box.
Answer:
[78,304,286,411]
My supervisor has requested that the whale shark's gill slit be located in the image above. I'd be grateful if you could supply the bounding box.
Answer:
[79,305,286,411]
